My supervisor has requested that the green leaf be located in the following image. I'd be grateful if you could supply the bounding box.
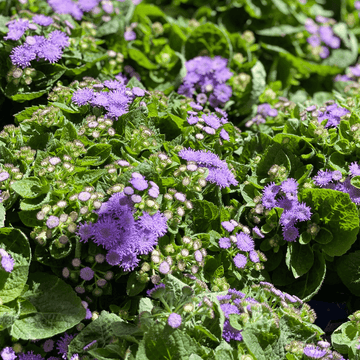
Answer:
[313,227,333,244]
[0,228,31,304]
[0,203,5,228]
[78,144,112,166]
[72,169,108,186]
[50,102,79,114]
[11,272,85,340]
[185,23,231,59]
[256,25,303,36]
[10,177,50,199]
[10,90,48,103]
[282,251,326,302]
[126,271,146,297]
[192,199,220,222]
[68,311,127,358]
[143,322,206,360]
[239,60,266,114]
[97,16,123,37]
[300,189,359,257]
[336,250,360,296]
[0,304,18,331]
[286,242,314,279]
[128,48,158,70]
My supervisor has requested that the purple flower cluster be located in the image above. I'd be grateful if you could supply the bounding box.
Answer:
[187,103,230,140]
[76,188,167,272]
[316,103,350,128]
[216,288,247,342]
[262,179,312,242]
[4,18,31,41]
[178,148,238,189]
[9,29,70,69]
[313,165,360,204]
[246,103,278,127]
[178,56,233,108]
[0,248,15,273]
[47,0,99,20]
[72,76,145,120]
[219,220,262,268]
[305,17,341,59]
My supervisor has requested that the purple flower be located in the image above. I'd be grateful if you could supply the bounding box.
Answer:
[138,211,168,237]
[76,221,94,243]
[72,88,94,106]
[350,162,360,177]
[221,221,235,232]
[43,339,55,352]
[78,0,99,11]
[10,44,36,69]
[132,86,145,96]
[32,14,53,26]
[236,232,255,252]
[196,93,207,104]
[220,303,240,318]
[294,202,312,221]
[1,347,17,360]
[0,171,9,182]
[253,226,265,238]
[202,113,221,129]
[106,248,122,265]
[219,237,231,249]
[46,215,60,229]
[280,210,298,228]
[233,253,247,269]
[303,345,327,359]
[222,319,243,342]
[313,169,333,186]
[159,261,170,274]
[282,225,299,242]
[213,84,232,103]
[48,30,70,49]
[17,351,44,360]
[307,35,321,47]
[0,249,15,273]
[249,250,259,263]
[319,46,330,59]
[220,129,230,141]
[37,40,63,63]
[48,0,83,20]
[124,30,136,41]
[80,267,94,281]
[147,283,165,298]
[56,332,77,360]
[167,313,182,328]
[356,1,360,10]
[280,178,298,195]
[92,216,120,250]
[91,92,109,107]
[304,18,318,34]
[4,19,30,41]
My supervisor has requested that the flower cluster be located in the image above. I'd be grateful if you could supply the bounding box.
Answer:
[71,77,147,120]
[76,177,168,272]
[178,148,238,189]
[305,16,341,59]
[312,164,360,205]
[246,102,278,127]
[314,103,350,128]
[219,220,266,272]
[262,178,312,242]
[178,56,233,108]
[186,102,230,141]
[5,17,70,69]
[0,248,15,273]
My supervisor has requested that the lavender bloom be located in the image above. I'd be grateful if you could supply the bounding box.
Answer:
[167,313,182,328]
[303,345,327,359]
[219,237,231,249]
[319,46,330,59]
[48,30,70,48]
[17,351,44,360]
[124,30,136,41]
[350,162,360,176]
[48,0,83,20]
[78,0,99,11]
[1,347,17,360]
[220,303,240,318]
[46,215,60,229]
[356,1,360,10]
[10,44,37,69]
[305,18,318,34]
[72,88,94,106]
[32,14,53,26]
[178,148,238,189]
[233,253,247,269]
[349,64,360,77]
[222,320,243,342]
[236,232,255,252]
[80,267,95,281]
[0,249,14,273]
[4,18,30,41]
[56,332,77,360]
[317,103,350,128]
[37,40,63,64]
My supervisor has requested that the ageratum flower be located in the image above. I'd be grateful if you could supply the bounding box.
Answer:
[0,249,14,273]
[56,332,77,360]
[222,320,243,342]
[72,88,94,106]
[37,40,63,64]
[167,313,182,328]
[17,351,45,360]
[10,44,37,69]
[233,253,247,269]
[32,14,53,26]
[1,347,17,360]
[303,345,327,359]
[4,18,30,41]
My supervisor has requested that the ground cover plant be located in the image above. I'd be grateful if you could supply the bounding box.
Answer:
[3,0,360,359]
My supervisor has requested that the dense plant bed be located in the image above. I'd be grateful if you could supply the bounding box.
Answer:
[2,0,360,359]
